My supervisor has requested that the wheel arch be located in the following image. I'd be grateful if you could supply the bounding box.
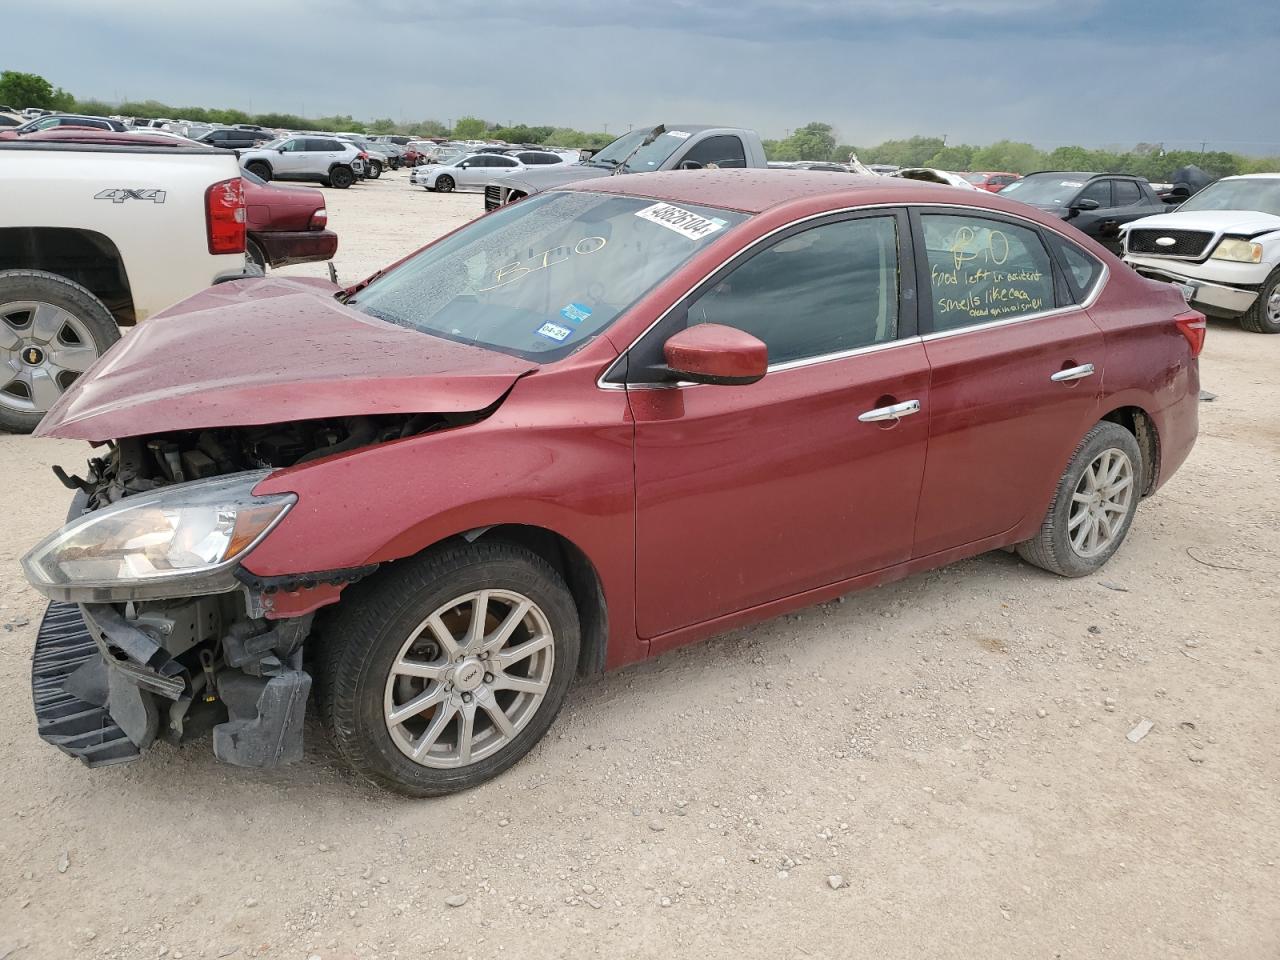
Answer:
[356,523,609,678]
[1099,404,1160,496]
[0,227,135,325]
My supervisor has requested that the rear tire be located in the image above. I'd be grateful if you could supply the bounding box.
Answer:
[367,160,382,180]
[0,270,121,434]
[329,166,354,189]
[1016,422,1143,577]
[317,541,580,797]
[435,175,454,193]
[245,161,271,181]
[1239,267,1280,334]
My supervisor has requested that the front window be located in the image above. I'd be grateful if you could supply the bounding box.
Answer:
[999,174,1095,206]
[348,191,748,360]
[1178,178,1280,217]
[260,138,287,150]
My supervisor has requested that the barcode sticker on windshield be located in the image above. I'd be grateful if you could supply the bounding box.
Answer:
[635,203,728,242]
[666,130,691,140]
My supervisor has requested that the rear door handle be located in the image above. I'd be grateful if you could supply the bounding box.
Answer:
[858,399,921,423]
[1051,363,1095,383]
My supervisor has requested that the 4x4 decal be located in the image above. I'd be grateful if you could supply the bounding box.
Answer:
[95,188,167,204]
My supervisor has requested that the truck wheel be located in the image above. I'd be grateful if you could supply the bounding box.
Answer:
[0,270,121,434]
[1016,422,1143,577]
[316,540,580,797]
[435,175,454,193]
[245,161,272,181]
[329,166,355,189]
[1239,267,1280,334]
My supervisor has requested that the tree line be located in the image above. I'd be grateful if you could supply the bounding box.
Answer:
[4,71,1276,181]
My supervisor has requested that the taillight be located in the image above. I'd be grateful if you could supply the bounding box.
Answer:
[309,207,328,230]
[1174,310,1207,358]
[358,150,369,160]
[205,177,245,255]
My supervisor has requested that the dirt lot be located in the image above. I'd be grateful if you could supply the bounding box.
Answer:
[2,169,1278,960]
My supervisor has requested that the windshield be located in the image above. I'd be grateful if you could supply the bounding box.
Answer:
[587,126,690,172]
[349,191,748,361]
[1178,178,1280,217]
[999,174,1094,206]
[446,153,472,167]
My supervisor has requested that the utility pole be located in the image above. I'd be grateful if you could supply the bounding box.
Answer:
[603,123,608,133]
[942,133,948,146]
[1200,141,1207,155]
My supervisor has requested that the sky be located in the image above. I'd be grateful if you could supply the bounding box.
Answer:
[6,0,1280,153]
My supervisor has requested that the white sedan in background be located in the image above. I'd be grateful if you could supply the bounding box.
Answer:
[409,153,524,193]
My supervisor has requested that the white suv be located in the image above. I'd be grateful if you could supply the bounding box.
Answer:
[239,136,364,189]
[1122,174,1280,334]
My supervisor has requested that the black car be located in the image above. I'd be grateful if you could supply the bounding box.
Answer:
[998,172,1167,253]
[198,128,275,150]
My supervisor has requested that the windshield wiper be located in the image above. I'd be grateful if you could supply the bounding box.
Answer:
[611,124,665,176]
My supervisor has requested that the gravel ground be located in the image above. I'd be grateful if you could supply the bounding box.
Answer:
[1,169,1278,960]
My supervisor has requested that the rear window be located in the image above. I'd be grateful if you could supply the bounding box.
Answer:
[1048,234,1104,301]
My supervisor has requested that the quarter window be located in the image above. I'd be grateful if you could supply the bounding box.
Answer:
[685,216,900,364]
[921,214,1056,333]
[1048,235,1104,301]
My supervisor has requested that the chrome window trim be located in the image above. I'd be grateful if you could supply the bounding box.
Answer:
[597,200,1111,391]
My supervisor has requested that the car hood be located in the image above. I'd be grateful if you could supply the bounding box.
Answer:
[502,164,612,193]
[36,277,537,442]
[1121,208,1280,236]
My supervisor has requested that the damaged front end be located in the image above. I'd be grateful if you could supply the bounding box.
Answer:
[24,412,471,770]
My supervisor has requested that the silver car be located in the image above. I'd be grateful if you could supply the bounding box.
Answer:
[410,152,527,193]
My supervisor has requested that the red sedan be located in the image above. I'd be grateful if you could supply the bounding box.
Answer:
[23,172,1202,795]
[240,169,338,270]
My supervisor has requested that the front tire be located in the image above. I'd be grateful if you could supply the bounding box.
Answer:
[1016,421,1143,577]
[1239,266,1280,334]
[0,270,121,434]
[328,165,355,189]
[317,541,580,797]
[435,175,454,193]
[367,160,382,179]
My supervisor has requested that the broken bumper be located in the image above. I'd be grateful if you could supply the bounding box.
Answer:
[31,600,311,769]
[1127,262,1259,317]
[254,229,339,268]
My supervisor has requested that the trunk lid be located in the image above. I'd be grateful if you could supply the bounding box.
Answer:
[37,277,537,441]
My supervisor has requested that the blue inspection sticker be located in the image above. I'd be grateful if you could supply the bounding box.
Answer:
[536,321,573,342]
[560,302,592,324]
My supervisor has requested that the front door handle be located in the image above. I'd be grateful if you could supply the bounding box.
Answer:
[1051,363,1095,383]
[858,399,921,423]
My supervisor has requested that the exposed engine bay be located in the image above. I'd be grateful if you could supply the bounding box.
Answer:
[35,411,482,770]
[55,411,479,510]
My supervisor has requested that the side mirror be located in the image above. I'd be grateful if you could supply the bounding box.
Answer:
[276,146,286,153]
[662,324,767,386]
[458,162,469,169]
[1068,197,1100,217]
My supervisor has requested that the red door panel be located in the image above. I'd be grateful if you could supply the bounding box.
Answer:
[913,311,1104,556]
[630,342,930,638]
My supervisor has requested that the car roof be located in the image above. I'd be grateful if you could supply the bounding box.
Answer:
[1023,170,1147,182]
[562,169,1047,216]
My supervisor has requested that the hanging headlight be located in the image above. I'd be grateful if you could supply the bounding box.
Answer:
[22,471,295,602]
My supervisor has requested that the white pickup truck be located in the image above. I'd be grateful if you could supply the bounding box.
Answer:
[0,131,253,431]
[1121,173,1280,334]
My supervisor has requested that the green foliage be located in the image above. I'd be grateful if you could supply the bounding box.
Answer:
[0,70,59,109]
[451,116,488,139]
[366,117,398,135]
[769,121,839,161]
[862,136,946,168]
[409,119,450,138]
[969,140,1043,174]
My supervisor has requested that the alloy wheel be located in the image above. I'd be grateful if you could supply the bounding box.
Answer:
[0,300,100,414]
[1268,287,1280,324]
[383,589,554,769]
[1067,448,1134,558]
